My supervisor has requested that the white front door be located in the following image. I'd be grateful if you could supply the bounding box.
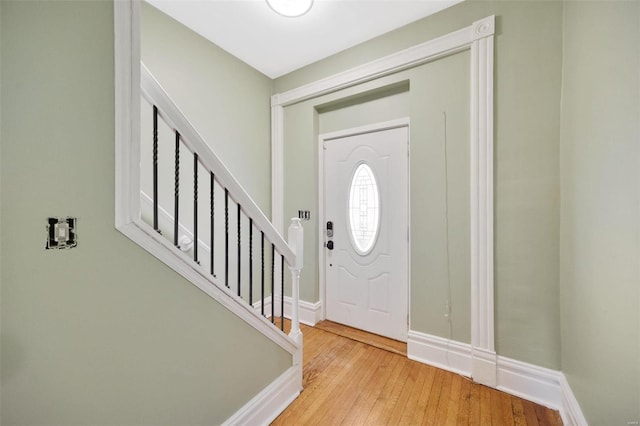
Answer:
[322,121,409,342]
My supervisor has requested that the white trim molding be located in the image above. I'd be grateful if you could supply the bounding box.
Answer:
[407,330,497,387]
[284,297,322,326]
[271,104,285,233]
[222,366,302,426]
[559,374,588,426]
[408,330,472,378]
[114,2,298,356]
[496,356,562,410]
[114,0,141,230]
[469,15,496,363]
[253,295,322,328]
[407,329,587,422]
[472,347,497,387]
[264,296,323,326]
[271,15,496,382]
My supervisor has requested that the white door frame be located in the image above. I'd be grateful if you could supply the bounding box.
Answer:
[271,16,496,386]
[318,118,411,332]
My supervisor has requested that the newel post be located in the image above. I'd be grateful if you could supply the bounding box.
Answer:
[287,218,303,346]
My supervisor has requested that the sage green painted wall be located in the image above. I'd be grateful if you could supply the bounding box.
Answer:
[407,52,471,344]
[282,76,411,302]
[276,0,562,368]
[282,52,472,344]
[0,1,290,424]
[559,1,640,424]
[140,2,277,312]
[142,2,273,215]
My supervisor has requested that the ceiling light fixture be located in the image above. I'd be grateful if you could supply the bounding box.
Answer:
[266,0,314,17]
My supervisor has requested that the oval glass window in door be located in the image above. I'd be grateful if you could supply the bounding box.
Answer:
[348,163,380,254]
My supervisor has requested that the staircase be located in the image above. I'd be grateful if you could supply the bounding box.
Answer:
[115,62,303,422]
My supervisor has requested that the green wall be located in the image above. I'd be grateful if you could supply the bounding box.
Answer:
[559,1,640,424]
[140,4,278,301]
[0,1,290,424]
[276,0,563,368]
[2,0,639,424]
[281,54,472,343]
[142,3,273,215]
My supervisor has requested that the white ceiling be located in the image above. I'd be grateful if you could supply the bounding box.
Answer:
[147,0,464,78]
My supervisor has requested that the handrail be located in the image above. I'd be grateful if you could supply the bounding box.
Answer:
[140,62,295,265]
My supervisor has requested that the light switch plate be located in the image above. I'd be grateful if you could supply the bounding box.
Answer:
[46,217,77,249]
[298,210,311,221]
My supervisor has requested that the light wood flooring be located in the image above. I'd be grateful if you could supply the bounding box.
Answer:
[272,321,562,425]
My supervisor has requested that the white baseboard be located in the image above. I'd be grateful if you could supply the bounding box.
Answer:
[222,366,301,426]
[252,297,322,328]
[283,297,322,326]
[472,346,498,387]
[407,330,472,378]
[407,329,588,423]
[559,373,588,426]
[496,355,562,411]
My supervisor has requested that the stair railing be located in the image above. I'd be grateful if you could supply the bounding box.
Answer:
[132,62,302,352]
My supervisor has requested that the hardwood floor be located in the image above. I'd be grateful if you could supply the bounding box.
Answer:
[314,320,407,356]
[272,322,562,425]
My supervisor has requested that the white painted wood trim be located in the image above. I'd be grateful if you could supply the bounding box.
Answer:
[470,32,495,353]
[270,16,494,108]
[469,27,496,384]
[271,104,285,234]
[140,64,295,263]
[114,0,141,229]
[115,4,298,355]
[496,356,562,411]
[261,296,322,326]
[559,374,588,426]
[222,366,302,426]
[407,330,473,378]
[471,346,497,387]
[408,330,586,418]
[317,134,327,321]
[319,118,411,142]
[271,14,496,378]
[283,297,322,326]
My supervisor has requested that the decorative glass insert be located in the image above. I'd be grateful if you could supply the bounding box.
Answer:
[348,163,380,254]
